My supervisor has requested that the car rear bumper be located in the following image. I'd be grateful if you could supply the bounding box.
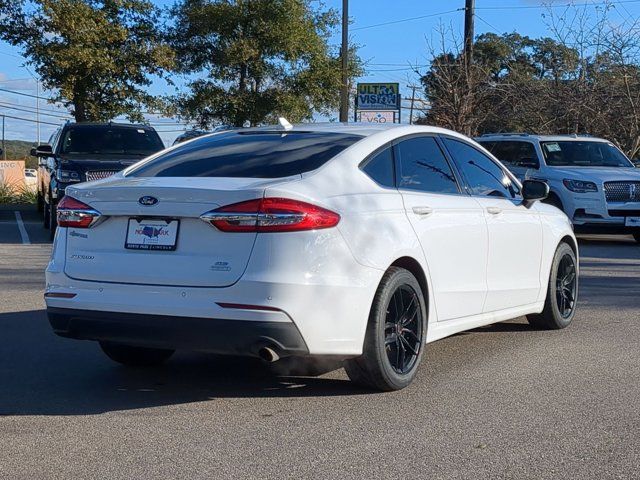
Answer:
[47,307,309,357]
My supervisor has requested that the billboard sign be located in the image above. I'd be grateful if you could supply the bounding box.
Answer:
[356,83,401,111]
[357,111,396,123]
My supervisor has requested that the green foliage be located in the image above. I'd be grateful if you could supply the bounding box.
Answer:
[0,182,37,204]
[420,28,640,157]
[0,0,175,122]
[1,140,38,168]
[169,0,362,127]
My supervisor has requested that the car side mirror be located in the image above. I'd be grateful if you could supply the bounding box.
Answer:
[35,144,53,158]
[30,148,37,157]
[522,179,549,207]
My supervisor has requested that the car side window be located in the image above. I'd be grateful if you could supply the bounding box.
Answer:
[479,141,539,169]
[361,146,395,187]
[443,137,520,199]
[397,136,459,194]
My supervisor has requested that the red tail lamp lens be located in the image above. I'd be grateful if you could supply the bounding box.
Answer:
[201,198,340,233]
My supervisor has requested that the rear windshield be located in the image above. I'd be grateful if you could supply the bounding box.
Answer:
[128,131,362,178]
[60,125,164,156]
[541,141,633,168]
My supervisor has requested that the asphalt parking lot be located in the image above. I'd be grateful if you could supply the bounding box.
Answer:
[1,206,639,479]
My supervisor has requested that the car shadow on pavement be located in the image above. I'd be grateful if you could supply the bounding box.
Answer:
[0,310,372,416]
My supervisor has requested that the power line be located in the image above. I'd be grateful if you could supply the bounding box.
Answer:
[475,0,640,10]
[352,8,463,31]
[0,113,59,126]
[0,102,72,120]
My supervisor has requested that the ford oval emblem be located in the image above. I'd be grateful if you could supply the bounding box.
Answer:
[139,196,158,206]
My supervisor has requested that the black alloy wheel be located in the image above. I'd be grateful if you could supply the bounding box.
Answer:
[527,242,578,329]
[384,285,423,375]
[344,267,427,391]
[555,253,577,319]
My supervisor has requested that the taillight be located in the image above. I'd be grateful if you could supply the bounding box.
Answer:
[200,197,340,232]
[57,196,102,228]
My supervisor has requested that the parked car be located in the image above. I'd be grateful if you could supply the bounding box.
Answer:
[172,126,232,146]
[172,129,209,145]
[45,123,577,391]
[24,168,37,189]
[33,122,165,239]
[477,134,640,242]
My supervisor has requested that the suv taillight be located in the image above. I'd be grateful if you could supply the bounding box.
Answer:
[57,196,102,228]
[200,198,340,233]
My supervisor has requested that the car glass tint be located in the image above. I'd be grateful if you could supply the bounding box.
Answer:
[444,138,519,199]
[129,131,362,178]
[60,126,164,156]
[397,136,459,194]
[479,141,538,169]
[362,147,394,187]
[541,141,633,167]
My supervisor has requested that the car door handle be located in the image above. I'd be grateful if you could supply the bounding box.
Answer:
[412,206,433,216]
[486,206,502,215]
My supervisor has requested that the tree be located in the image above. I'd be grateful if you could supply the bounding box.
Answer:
[169,0,362,128]
[0,0,174,122]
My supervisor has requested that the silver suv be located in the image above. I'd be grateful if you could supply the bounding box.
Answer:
[477,134,640,243]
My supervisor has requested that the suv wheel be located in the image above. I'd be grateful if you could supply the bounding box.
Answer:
[344,267,427,391]
[48,200,57,240]
[43,197,50,229]
[99,342,175,367]
[36,192,44,213]
[527,242,577,329]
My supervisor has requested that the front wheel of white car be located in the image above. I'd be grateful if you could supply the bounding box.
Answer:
[527,242,578,330]
[99,342,175,367]
[344,267,427,391]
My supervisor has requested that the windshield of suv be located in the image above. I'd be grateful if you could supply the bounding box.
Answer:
[541,141,633,168]
[60,125,164,156]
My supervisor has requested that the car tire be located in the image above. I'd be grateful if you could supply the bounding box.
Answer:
[37,192,44,213]
[43,198,50,229]
[99,342,175,367]
[344,267,427,391]
[48,200,57,240]
[527,242,578,330]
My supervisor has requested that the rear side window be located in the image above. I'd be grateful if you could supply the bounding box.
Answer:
[362,147,394,187]
[397,136,459,194]
[479,141,539,169]
[129,131,362,178]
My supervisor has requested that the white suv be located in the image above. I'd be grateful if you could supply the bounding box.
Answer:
[477,134,640,243]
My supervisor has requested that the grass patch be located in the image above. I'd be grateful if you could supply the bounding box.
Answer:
[0,182,37,204]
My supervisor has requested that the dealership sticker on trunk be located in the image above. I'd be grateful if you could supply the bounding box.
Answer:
[625,216,640,227]
[125,218,179,251]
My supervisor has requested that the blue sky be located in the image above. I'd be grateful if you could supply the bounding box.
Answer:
[1,0,639,145]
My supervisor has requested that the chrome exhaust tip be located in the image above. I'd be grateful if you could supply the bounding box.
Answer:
[258,346,280,363]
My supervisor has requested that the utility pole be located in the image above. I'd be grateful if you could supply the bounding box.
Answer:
[1,115,5,160]
[463,0,475,67]
[408,85,418,125]
[36,80,41,144]
[339,0,349,123]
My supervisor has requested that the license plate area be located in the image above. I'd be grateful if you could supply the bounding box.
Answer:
[625,216,640,227]
[125,218,180,251]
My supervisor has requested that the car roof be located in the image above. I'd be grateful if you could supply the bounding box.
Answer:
[476,133,611,143]
[63,122,156,131]
[235,122,471,139]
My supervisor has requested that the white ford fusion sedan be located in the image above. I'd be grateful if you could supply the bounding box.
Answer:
[45,122,578,391]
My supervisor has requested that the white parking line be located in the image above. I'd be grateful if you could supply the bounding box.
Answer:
[14,211,31,245]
